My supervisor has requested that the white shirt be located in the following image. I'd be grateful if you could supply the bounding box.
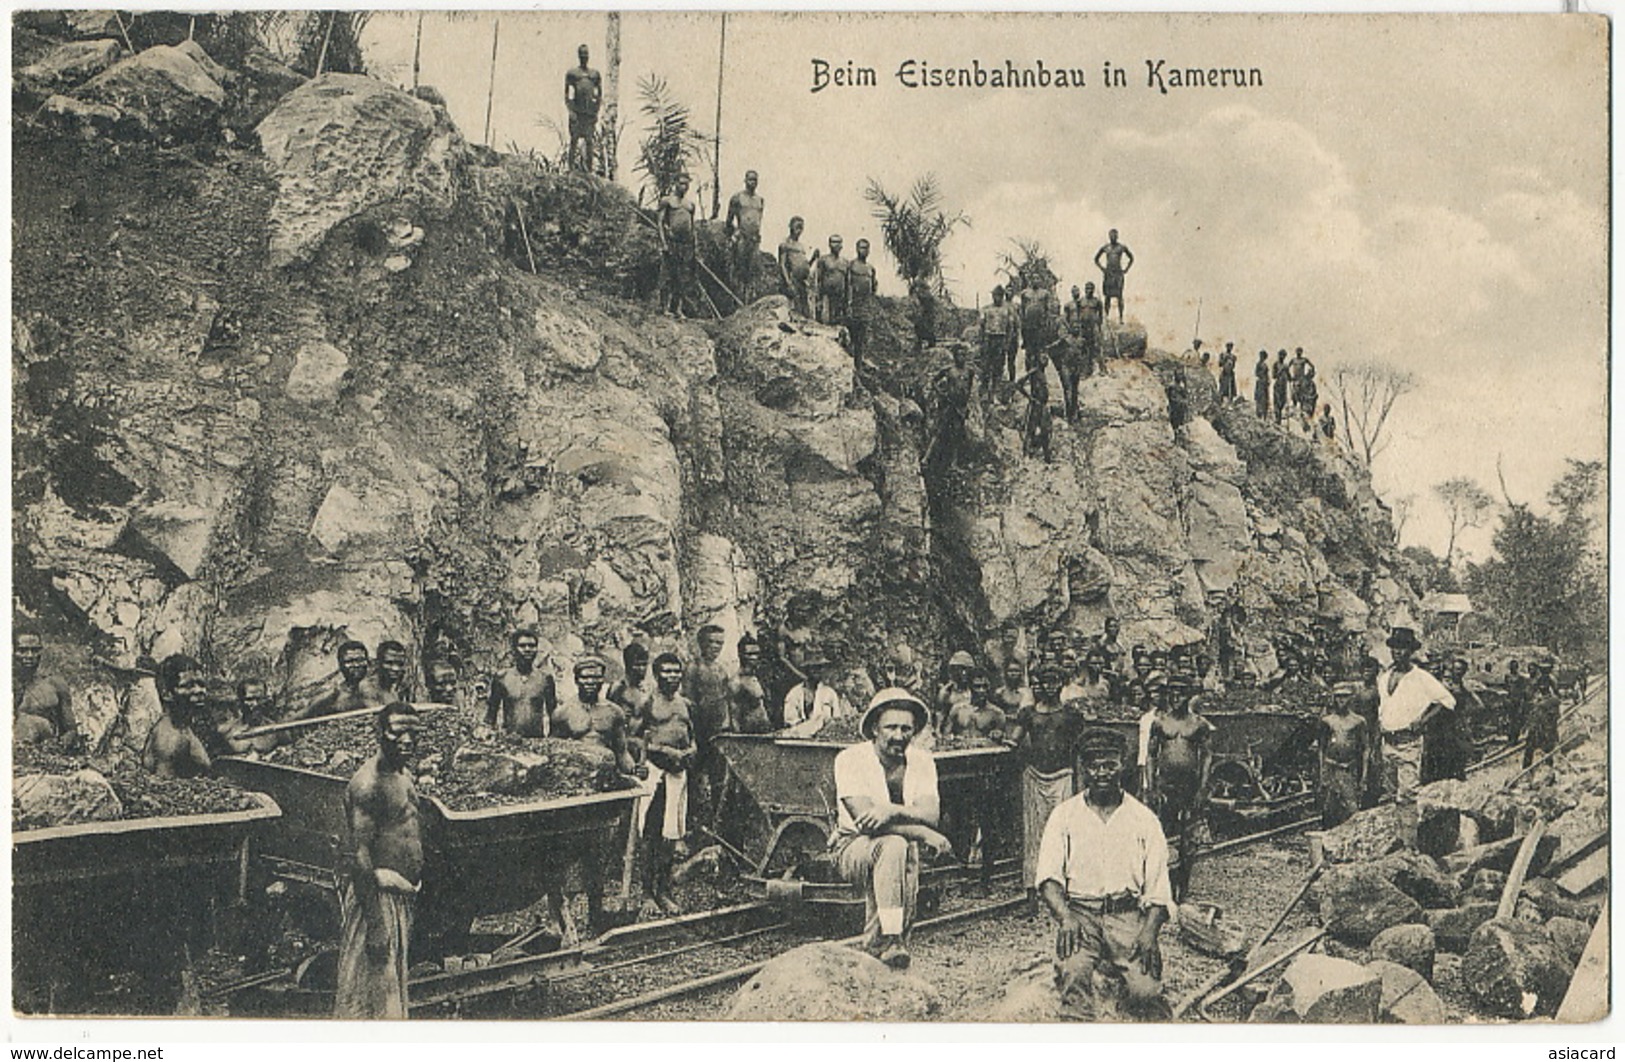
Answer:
[782,682,846,736]
[1035,790,1175,915]
[832,740,939,839]
[1377,665,1455,734]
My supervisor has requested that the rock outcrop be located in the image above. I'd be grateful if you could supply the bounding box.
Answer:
[1249,954,1382,1023]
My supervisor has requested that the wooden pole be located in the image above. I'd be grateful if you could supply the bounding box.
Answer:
[513,199,539,274]
[483,17,501,147]
[603,12,621,179]
[711,13,726,219]
[314,11,336,77]
[412,12,424,90]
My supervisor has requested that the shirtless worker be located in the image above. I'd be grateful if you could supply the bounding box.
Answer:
[375,640,412,702]
[564,44,602,173]
[943,668,1010,878]
[1318,682,1367,828]
[297,640,381,721]
[220,677,285,755]
[336,703,423,1019]
[1008,666,1085,915]
[992,656,1035,718]
[550,657,640,940]
[486,628,557,737]
[724,170,765,293]
[1018,270,1060,374]
[1077,282,1105,380]
[637,652,696,912]
[684,623,733,825]
[1253,351,1272,418]
[777,216,812,317]
[657,175,699,318]
[610,642,655,722]
[813,234,850,326]
[1059,285,1089,421]
[979,286,1018,400]
[729,633,773,734]
[13,628,81,748]
[1271,350,1291,424]
[1145,678,1213,901]
[423,658,462,710]
[846,239,880,368]
[1093,229,1134,324]
[143,654,216,779]
[1014,348,1055,464]
[1218,342,1239,402]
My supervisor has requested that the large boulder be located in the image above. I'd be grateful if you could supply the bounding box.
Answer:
[715,300,854,419]
[1318,864,1424,945]
[76,43,226,138]
[14,39,123,100]
[1426,902,1499,953]
[1366,959,1446,1024]
[1376,851,1459,909]
[1460,917,1574,1018]
[14,769,124,830]
[1369,923,1436,980]
[1249,954,1381,1023]
[256,74,465,266]
[726,942,940,1021]
[1521,877,1602,924]
[1316,804,1403,864]
[1543,917,1592,968]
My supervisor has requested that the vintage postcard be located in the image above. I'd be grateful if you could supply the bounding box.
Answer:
[8,7,1608,1033]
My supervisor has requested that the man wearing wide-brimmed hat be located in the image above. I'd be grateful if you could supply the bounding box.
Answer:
[1037,725,1174,1021]
[1377,626,1455,848]
[832,688,952,969]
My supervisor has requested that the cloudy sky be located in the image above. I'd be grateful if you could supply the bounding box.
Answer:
[363,11,1607,563]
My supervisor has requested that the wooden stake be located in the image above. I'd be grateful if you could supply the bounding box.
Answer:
[1496,816,1546,921]
[512,199,539,274]
[482,17,500,147]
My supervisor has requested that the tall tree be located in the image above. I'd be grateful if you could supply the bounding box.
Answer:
[1327,360,1416,466]
[601,12,622,179]
[1434,476,1494,564]
[1466,458,1605,660]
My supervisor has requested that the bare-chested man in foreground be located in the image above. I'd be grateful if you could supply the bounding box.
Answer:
[336,703,423,1019]
[729,634,773,734]
[486,628,557,737]
[636,653,696,912]
[724,170,765,292]
[143,654,216,779]
[1318,682,1367,828]
[778,216,812,317]
[295,640,380,721]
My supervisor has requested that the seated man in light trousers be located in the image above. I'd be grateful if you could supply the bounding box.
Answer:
[1037,725,1175,1021]
[831,688,953,970]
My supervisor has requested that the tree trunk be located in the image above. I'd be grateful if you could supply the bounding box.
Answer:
[603,12,621,178]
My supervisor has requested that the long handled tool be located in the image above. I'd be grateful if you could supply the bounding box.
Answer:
[234,701,454,739]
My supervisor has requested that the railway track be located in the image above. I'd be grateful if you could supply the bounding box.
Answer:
[225,675,1607,1019]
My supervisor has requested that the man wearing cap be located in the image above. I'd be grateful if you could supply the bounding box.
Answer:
[832,689,951,969]
[782,651,845,737]
[1318,682,1368,828]
[1037,726,1174,1021]
[1377,627,1454,848]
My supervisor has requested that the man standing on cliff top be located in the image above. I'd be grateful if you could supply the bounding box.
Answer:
[564,44,602,173]
[657,174,699,318]
[724,170,765,293]
[1094,229,1134,324]
[778,216,812,317]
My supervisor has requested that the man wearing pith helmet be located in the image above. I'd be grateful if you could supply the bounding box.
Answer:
[832,688,953,971]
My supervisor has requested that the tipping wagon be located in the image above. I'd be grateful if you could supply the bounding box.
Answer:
[708,734,1018,923]
[13,791,282,1014]
[215,755,641,968]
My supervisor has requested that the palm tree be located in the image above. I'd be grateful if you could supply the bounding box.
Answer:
[864,174,969,298]
[634,75,710,204]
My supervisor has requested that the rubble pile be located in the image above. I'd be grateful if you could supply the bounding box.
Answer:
[263,708,632,810]
[12,745,260,831]
[1288,730,1606,1022]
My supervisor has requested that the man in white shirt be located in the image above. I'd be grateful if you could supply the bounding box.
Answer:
[782,652,846,737]
[1376,627,1455,848]
[832,688,952,970]
[1036,726,1175,1021]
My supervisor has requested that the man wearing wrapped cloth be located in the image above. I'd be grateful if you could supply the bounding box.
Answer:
[1377,627,1454,849]
[337,703,424,1019]
[1009,667,1084,913]
[1037,726,1175,1022]
[832,689,952,970]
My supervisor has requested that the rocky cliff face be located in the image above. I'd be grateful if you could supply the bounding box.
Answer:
[12,42,1409,750]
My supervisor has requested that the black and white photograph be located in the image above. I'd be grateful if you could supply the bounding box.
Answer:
[7,7,1610,1033]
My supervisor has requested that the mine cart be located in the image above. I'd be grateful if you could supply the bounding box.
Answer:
[710,734,1016,924]
[13,792,282,1014]
[215,756,640,964]
[1202,709,1319,830]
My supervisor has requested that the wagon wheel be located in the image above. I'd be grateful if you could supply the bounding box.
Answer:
[759,817,832,879]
